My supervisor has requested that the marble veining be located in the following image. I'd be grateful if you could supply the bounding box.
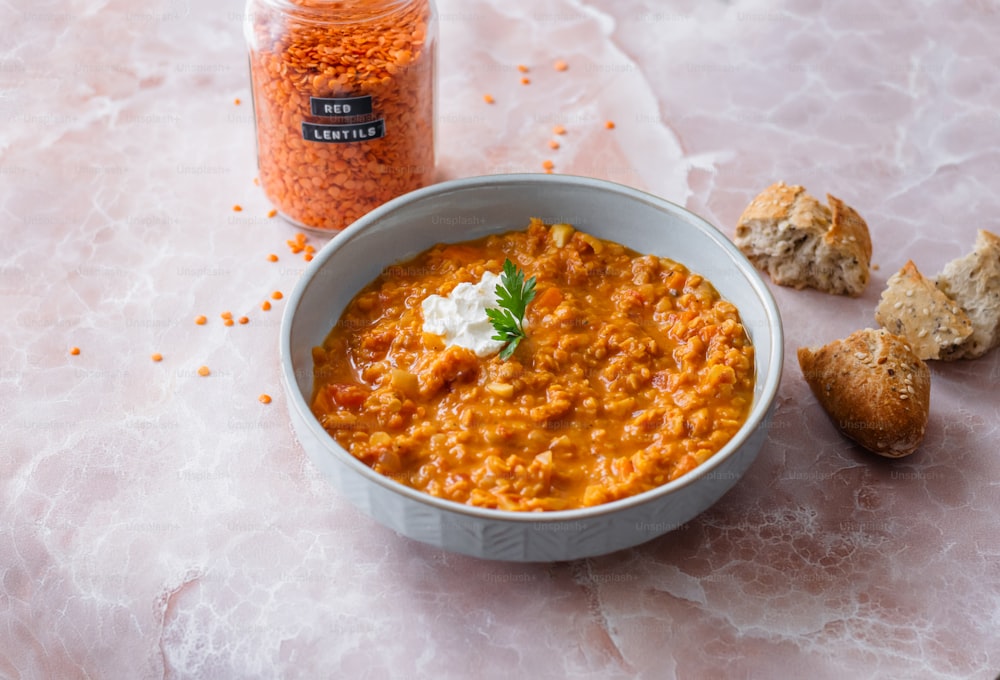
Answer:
[1,0,999,677]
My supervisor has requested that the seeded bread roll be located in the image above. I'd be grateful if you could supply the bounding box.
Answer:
[735,182,872,296]
[874,260,974,360]
[798,328,930,458]
[934,229,1000,359]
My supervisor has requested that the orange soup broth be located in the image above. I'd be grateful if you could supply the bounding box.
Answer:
[311,220,755,511]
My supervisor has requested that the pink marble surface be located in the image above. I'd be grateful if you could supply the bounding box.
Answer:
[2,0,998,677]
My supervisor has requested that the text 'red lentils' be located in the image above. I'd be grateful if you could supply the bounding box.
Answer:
[246,0,437,231]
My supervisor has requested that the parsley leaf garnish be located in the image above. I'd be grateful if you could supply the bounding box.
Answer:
[486,259,536,360]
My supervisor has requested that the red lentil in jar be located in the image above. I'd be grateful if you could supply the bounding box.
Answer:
[245,0,437,231]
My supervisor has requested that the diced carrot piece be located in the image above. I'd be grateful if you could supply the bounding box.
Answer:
[533,286,564,312]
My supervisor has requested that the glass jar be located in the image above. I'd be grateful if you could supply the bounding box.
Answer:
[245,0,437,231]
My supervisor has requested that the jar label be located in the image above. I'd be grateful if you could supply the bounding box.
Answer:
[309,95,373,117]
[302,120,386,143]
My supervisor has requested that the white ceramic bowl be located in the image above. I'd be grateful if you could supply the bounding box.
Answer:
[280,174,783,562]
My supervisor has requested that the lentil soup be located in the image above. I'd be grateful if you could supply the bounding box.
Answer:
[311,220,755,511]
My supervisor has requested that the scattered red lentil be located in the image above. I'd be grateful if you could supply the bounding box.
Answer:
[234,98,241,105]
[69,346,80,356]
[553,125,566,135]
[262,300,272,311]
[605,120,616,129]
[151,353,163,362]
[517,64,529,73]
[233,204,243,212]
[238,316,249,325]
[271,290,283,300]
[221,311,233,321]
[267,209,277,218]
[520,77,530,85]
[267,253,279,262]
[195,315,207,325]
[284,231,316,261]
[548,140,560,150]
[542,159,555,172]
[483,94,495,104]
[259,394,272,404]
[198,366,211,377]
[224,318,235,327]
[553,59,568,71]
[287,232,308,254]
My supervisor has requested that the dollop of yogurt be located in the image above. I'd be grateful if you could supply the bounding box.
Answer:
[421,270,506,357]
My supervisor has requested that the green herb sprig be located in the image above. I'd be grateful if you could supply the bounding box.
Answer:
[486,259,536,361]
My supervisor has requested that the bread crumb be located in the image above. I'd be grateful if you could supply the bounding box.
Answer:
[934,229,1000,359]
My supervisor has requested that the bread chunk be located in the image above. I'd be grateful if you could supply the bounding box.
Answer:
[798,328,930,458]
[874,260,973,360]
[735,182,872,296]
[933,229,1000,359]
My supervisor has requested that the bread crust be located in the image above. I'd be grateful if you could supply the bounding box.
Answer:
[737,181,805,224]
[798,328,930,458]
[826,194,873,271]
[735,182,872,297]
[934,229,1000,359]
[875,260,974,360]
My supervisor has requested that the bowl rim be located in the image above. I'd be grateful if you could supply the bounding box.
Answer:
[280,173,784,523]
